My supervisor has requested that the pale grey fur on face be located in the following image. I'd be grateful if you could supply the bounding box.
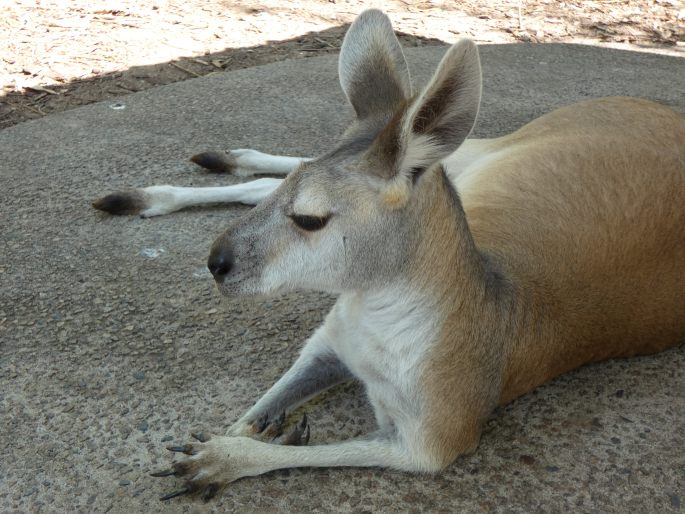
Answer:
[214,153,416,297]
[212,12,481,299]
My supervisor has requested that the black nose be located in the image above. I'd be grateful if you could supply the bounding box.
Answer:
[207,247,234,279]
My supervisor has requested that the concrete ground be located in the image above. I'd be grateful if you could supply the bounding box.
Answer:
[1,43,684,513]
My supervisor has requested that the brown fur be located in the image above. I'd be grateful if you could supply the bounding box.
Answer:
[412,97,685,463]
[273,90,684,470]
[407,168,502,465]
[464,97,685,400]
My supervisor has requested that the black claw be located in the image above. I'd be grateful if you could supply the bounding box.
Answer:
[191,432,210,443]
[160,488,191,501]
[172,461,191,476]
[256,412,269,433]
[280,412,311,446]
[166,444,193,454]
[150,468,176,477]
[202,483,219,502]
[299,413,308,430]
[264,410,287,439]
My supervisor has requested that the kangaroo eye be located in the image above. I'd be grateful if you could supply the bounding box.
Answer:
[290,214,330,232]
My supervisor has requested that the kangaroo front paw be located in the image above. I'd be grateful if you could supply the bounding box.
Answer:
[151,434,271,501]
[228,410,286,439]
[229,411,310,445]
[277,413,310,446]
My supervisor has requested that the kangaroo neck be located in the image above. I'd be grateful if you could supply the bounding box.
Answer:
[409,167,489,305]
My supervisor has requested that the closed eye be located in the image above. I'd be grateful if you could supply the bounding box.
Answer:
[290,214,330,232]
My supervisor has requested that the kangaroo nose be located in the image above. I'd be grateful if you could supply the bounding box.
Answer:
[207,246,234,279]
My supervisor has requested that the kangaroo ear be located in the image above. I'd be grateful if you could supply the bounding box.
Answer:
[396,39,482,177]
[338,9,412,120]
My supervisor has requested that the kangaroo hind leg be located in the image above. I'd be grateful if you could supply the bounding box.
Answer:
[93,178,284,217]
[93,148,312,217]
[191,149,312,176]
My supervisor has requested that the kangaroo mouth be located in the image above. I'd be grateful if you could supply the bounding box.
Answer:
[213,264,262,297]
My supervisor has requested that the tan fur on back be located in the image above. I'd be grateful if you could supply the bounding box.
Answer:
[455,97,685,403]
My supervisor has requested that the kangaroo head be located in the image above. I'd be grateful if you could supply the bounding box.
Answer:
[209,9,482,297]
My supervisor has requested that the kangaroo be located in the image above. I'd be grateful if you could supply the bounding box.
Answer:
[94,9,685,502]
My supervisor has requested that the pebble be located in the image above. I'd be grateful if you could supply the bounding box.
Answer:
[137,420,149,433]
[140,248,165,259]
[118,480,131,487]
[519,455,536,466]
[132,371,145,380]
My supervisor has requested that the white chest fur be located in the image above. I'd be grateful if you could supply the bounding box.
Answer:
[322,286,440,434]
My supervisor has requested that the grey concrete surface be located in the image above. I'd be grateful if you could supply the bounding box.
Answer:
[1,43,684,513]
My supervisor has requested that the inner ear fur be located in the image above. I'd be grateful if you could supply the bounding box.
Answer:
[338,9,412,120]
[367,39,482,182]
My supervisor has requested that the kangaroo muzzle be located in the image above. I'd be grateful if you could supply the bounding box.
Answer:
[207,240,234,282]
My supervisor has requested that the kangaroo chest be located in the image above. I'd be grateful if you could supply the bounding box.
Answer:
[325,291,439,431]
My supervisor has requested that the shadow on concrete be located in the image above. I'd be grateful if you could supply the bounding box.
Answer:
[0,24,447,130]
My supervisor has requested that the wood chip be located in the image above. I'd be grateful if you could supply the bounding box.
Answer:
[23,104,46,116]
[170,61,202,77]
[26,86,59,95]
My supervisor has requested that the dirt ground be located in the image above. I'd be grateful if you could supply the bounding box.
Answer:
[1,0,683,130]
